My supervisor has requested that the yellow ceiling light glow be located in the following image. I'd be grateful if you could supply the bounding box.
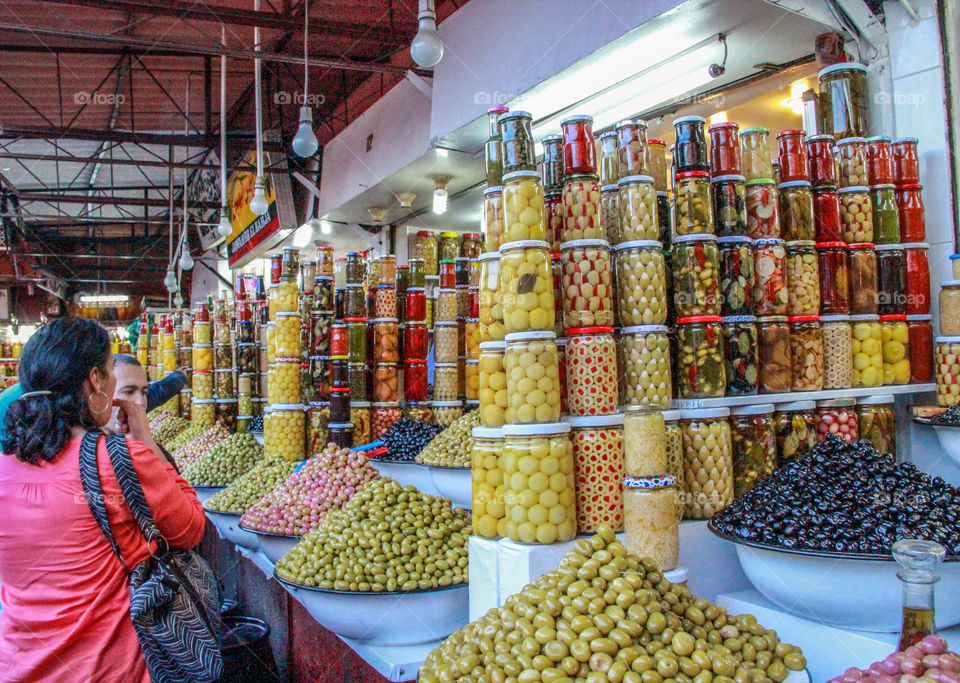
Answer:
[708,111,727,125]
[783,79,809,116]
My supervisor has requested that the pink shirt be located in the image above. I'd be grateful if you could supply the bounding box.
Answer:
[0,436,206,683]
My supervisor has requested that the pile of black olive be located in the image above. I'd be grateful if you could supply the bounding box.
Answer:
[932,404,960,426]
[379,417,444,462]
[711,435,960,556]
[247,413,264,433]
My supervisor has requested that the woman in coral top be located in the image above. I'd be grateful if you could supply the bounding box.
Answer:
[0,317,207,683]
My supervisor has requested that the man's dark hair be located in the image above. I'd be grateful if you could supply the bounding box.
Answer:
[114,354,142,368]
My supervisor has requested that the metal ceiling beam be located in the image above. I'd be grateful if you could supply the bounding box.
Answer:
[0,152,288,174]
[19,252,169,260]
[18,191,220,209]
[0,124,275,149]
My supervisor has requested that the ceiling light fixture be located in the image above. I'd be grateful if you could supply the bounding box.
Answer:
[367,206,388,223]
[783,79,809,116]
[291,0,319,157]
[293,222,313,248]
[430,174,451,215]
[320,220,332,235]
[217,26,234,237]
[410,0,444,68]
[79,294,130,304]
[249,0,269,216]
[396,191,417,208]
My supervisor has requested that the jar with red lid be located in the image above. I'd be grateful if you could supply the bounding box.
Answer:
[892,137,920,185]
[816,242,850,315]
[777,181,815,240]
[903,242,930,315]
[836,137,868,187]
[560,114,596,175]
[647,139,669,192]
[875,244,906,315]
[708,121,741,176]
[776,129,809,182]
[812,186,843,242]
[438,260,456,289]
[329,322,349,357]
[615,118,648,176]
[561,174,603,241]
[673,171,713,236]
[675,315,725,398]
[405,288,426,323]
[848,243,878,315]
[711,175,747,237]
[895,184,926,242]
[403,359,427,402]
[806,134,836,186]
[865,136,894,185]
[564,327,619,415]
[753,238,788,316]
[269,253,284,283]
[744,179,779,238]
[544,190,563,251]
[906,314,934,383]
[673,115,709,172]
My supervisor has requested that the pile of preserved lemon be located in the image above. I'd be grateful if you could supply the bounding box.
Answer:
[420,526,806,682]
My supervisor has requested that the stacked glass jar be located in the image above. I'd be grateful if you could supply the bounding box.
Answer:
[191,301,214,425]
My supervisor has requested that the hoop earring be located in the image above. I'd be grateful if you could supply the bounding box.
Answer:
[89,390,112,417]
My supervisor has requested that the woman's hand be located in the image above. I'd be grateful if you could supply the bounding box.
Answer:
[110,398,152,443]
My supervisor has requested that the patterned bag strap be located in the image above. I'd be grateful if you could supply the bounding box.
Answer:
[102,433,169,555]
[78,431,132,574]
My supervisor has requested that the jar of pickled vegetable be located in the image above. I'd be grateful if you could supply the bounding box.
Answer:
[617,175,658,242]
[499,240,554,333]
[479,188,505,254]
[561,174,603,241]
[722,315,759,396]
[753,238,788,316]
[374,285,396,319]
[836,137,868,188]
[718,236,754,317]
[477,253,504,343]
[672,234,720,317]
[464,357,479,400]
[812,185,843,243]
[740,127,773,180]
[344,317,365,364]
[744,179,779,238]
[675,315,725,398]
[561,114,596,176]
[439,232,460,262]
[502,331,561,422]
[876,244,906,315]
[648,138,669,192]
[565,327,617,416]
[776,181,814,241]
[191,398,216,427]
[773,400,818,460]
[192,344,213,372]
[819,314,853,389]
[471,426,506,538]
[540,133,562,191]
[563,414,625,533]
[851,314,883,387]
[678,407,733,519]
[499,110,535,173]
[597,131,620,186]
[661,409,684,505]
[400,323,425,362]
[348,401,372,445]
[857,395,896,455]
[816,397,859,443]
[345,252,366,285]
[478,341,507,428]
[892,136,920,183]
[429,400,463,427]
[214,368,234,398]
[616,118,649,177]
[730,404,777,499]
[839,186,873,242]
[864,135,894,185]
[880,314,911,385]
[757,315,791,393]
[616,325,671,407]
[673,115,708,172]
[936,337,960,406]
[267,359,299,404]
[559,239,613,330]
[435,288,457,324]
[341,285,363,319]
[551,255,563,337]
[782,240,819,316]
[622,475,680,568]
[619,406,666,478]
[711,175,747,237]
[847,243,878,315]
[192,370,213,400]
[501,170,547,244]
[869,184,900,244]
[819,63,869,139]
[501,422,576,544]
[788,315,824,391]
[264,404,306,461]
[600,185,619,245]
[544,190,563,252]
[708,121,741,176]
[465,318,481,360]
[903,242,930,315]
[941,282,960,335]
[673,171,713,236]
[370,402,401,441]
[404,359,427,402]
[432,321,456,363]
[657,192,671,245]
[776,130,809,183]
[907,314,934,383]
[462,233,482,261]
[894,185,925,244]
[348,362,369,400]
[816,241,850,315]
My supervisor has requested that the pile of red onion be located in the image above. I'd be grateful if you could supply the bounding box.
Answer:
[830,636,960,682]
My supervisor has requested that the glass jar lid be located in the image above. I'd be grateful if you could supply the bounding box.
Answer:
[615,239,661,250]
[504,330,557,343]
[560,238,610,250]
[623,475,677,489]
[617,174,655,185]
[502,422,572,437]
[857,394,895,405]
[677,407,730,419]
[472,426,505,440]
[776,400,816,411]
[731,403,775,416]
[562,414,625,428]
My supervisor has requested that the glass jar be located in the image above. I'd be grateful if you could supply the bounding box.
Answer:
[662,411,685,513]
[430,400,463,427]
[673,171,714,237]
[617,325,672,407]
[907,314,934,383]
[880,314,911,385]
[708,121,741,176]
[478,341,507,428]
[214,368,234,398]
[192,344,212,372]
[371,318,398,363]
[678,408,733,519]
[213,318,232,346]
[565,414,625,533]
[757,315,792,393]
[846,243,878,315]
[474,253,503,344]
[499,240,554,334]
[406,288,427,325]
[561,114,596,175]
[471,427,506,538]
[722,315,759,396]
[499,110,535,173]
[600,185,620,245]
[540,133,562,191]
[478,188,505,254]
[345,252,366,285]
[941,282,960,335]
[617,175,658,241]
[673,115,708,172]
[465,318,481,360]
[349,401,372,445]
[213,344,232,371]
[892,136,920,183]
[561,174,603,241]
[812,186,843,243]
[539,191,563,254]
[501,423,576,544]
[672,234,720,317]
[348,362,368,400]
[675,315,725,398]
[857,395,896,455]
[869,184,901,244]
[718,236,754,317]
[784,240,821,316]
[435,288,458,323]
[936,338,960,406]
[315,245,334,279]
[819,63,869,139]
[500,170,547,244]
[341,285,363,319]
[740,127,773,180]
[623,475,680,570]
[345,318,366,364]
[711,175,747,237]
[893,185,925,244]
[193,321,211,346]
[267,360,298,404]
[876,244,906,315]
[326,421,353,449]
[851,314,883,387]
[835,137,868,188]
[789,316,824,391]
[563,327,618,417]
[730,404,777,499]
[274,312,300,359]
[191,398,216,427]
[806,134,837,187]
[597,131,620,186]
[865,136,894,185]
[371,402,401,441]
[460,234,481,262]
[265,404,306,461]
[820,315,854,389]
[192,370,213,400]
[648,138,669,192]
[372,362,398,402]
[777,181,815,241]
[433,322,458,363]
[753,238,788,316]
[308,356,330,402]
[374,285,396,319]
[433,362,458,401]
[465,358,480,400]
[816,241,850,315]
[407,258,426,290]
[744,179,779,238]
[773,400,818,460]
[616,118,649,177]
[816,398,859,443]
[485,108,508,185]
[404,359,427,402]
[559,239,613,329]
[776,129,809,182]
[439,232,460,262]
[657,192,671,245]
[903,243,931,316]
[839,186,873,242]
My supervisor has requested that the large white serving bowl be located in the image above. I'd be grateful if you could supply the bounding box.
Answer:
[713,528,960,632]
[275,575,469,645]
[240,526,301,563]
[934,425,960,467]
[370,460,440,496]
[193,486,224,505]
[204,508,261,551]
[424,465,471,509]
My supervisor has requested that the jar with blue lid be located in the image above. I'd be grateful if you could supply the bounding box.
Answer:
[623,474,679,570]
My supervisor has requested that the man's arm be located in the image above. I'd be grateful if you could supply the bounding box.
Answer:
[146,370,187,412]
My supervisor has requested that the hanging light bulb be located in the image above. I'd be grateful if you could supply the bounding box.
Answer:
[217,208,233,237]
[163,267,177,292]
[249,177,269,216]
[179,243,194,271]
[429,174,451,215]
[174,292,184,308]
[292,107,319,157]
[410,0,444,68]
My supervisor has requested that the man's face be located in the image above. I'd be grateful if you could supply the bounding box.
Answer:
[113,361,149,408]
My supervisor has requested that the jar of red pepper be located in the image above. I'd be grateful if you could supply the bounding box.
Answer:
[816,242,851,315]
[560,114,596,176]
[269,254,284,283]
[776,129,809,182]
[439,260,456,289]
[806,134,836,187]
[812,186,843,242]
[903,242,931,315]
[405,288,426,323]
[892,137,920,185]
[906,313,934,383]
[330,322,349,358]
[708,121,741,176]
[403,359,428,402]
[673,115,709,172]
[404,322,428,360]
[866,136,894,185]
[895,184,926,242]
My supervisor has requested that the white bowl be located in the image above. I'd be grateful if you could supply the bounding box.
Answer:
[251,433,264,446]
[275,575,468,645]
[204,509,261,551]
[425,465,471,509]
[370,460,439,496]
[934,425,960,467]
[193,486,224,505]
[241,527,301,563]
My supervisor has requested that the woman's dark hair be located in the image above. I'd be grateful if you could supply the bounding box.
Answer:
[4,317,112,465]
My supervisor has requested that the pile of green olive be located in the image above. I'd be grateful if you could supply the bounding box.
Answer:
[152,415,190,447]
[420,525,806,682]
[204,459,299,514]
[415,411,480,467]
[183,432,263,486]
[275,478,469,592]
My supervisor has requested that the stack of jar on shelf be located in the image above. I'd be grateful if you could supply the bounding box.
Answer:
[176,311,193,419]
[939,268,960,405]
[191,298,241,429]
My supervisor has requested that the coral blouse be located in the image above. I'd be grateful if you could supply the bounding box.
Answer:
[0,435,206,683]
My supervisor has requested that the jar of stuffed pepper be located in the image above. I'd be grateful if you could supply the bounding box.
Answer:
[406,288,426,325]
[617,175,658,241]
[816,397,859,443]
[675,315,725,398]
[740,127,773,180]
[561,173,603,241]
[753,238,788,316]
[565,327,618,416]
[672,234,720,317]
[559,239,613,329]
[597,131,620,187]
[717,236,754,317]
[540,133,563,191]
[821,314,854,389]
[838,186,873,242]
[729,404,777,499]
[880,314,911,385]
[875,244,906,315]
[903,242,931,315]
[848,243,878,315]
[817,241,851,314]
[648,139,669,192]
[678,407,733,519]
[907,314,934,383]
[563,414,626,533]
[806,134,836,187]
[744,179,779,238]
[788,315,824,391]
[600,185,619,245]
[561,114,596,175]
[499,240,554,333]
[708,121,741,176]
[819,63,869,139]
[777,181,815,241]
[776,129,808,182]
[673,115,708,172]
[673,171,713,236]
[722,315,759,396]
[501,170,547,243]
[757,315,791,393]
[857,395,896,455]
[936,337,960,406]
[812,185,843,242]
[711,175,747,237]
[773,400,818,460]
[783,240,820,316]
[617,325,672,407]
[499,110,535,173]
[615,118,649,176]
[836,137,868,188]
[471,426,506,538]
[892,137,920,184]
[851,314,883,388]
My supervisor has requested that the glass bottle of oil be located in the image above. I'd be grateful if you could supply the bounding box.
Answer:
[893,539,945,651]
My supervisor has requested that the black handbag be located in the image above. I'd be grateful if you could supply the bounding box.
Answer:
[79,432,223,682]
